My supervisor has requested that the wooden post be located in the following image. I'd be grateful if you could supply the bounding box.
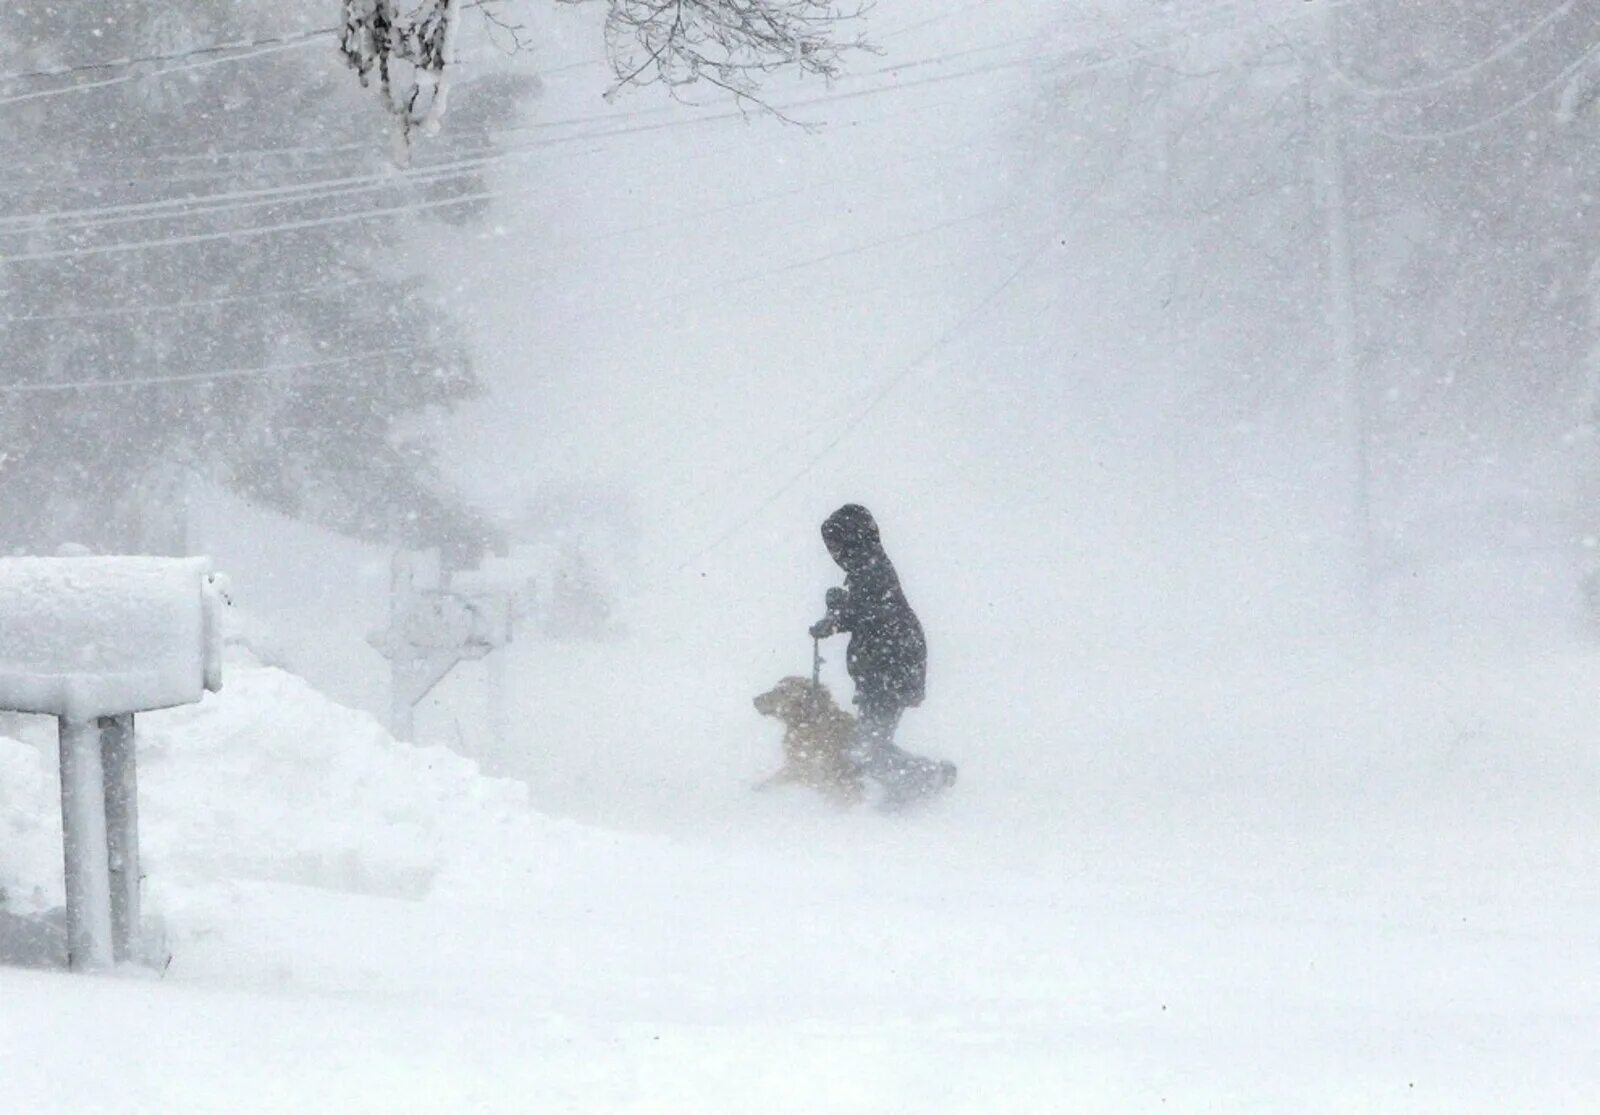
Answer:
[388,550,420,742]
[385,548,447,742]
[1313,0,1376,623]
[100,713,141,963]
[390,674,417,743]
[57,717,114,970]
[486,646,508,767]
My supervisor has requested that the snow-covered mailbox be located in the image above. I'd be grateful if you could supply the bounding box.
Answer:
[0,556,225,970]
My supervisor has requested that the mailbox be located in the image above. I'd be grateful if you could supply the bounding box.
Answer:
[0,556,223,720]
[0,555,227,971]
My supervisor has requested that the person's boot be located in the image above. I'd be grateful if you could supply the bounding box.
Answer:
[878,757,956,812]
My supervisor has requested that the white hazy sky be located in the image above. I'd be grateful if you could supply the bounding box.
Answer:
[430,1,1059,547]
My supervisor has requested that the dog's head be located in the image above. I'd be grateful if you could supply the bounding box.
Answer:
[753,676,834,725]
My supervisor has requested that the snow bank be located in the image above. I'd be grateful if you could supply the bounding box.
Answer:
[136,658,539,898]
[0,733,60,913]
[0,556,220,720]
[1,657,541,929]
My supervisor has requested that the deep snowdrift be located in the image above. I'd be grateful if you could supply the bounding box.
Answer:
[1,656,541,918]
[3,632,1598,1112]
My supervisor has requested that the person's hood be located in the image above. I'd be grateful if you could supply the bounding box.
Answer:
[821,503,883,571]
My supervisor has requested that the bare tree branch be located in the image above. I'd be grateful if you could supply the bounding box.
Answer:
[341,0,870,155]
[467,0,535,54]
[564,0,875,115]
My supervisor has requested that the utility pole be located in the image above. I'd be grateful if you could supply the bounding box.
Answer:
[1313,0,1377,624]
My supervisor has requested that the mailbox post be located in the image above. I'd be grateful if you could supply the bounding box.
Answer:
[57,717,115,968]
[369,549,510,743]
[0,556,226,970]
[101,713,140,960]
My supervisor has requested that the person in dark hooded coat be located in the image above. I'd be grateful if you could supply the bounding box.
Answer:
[809,504,954,806]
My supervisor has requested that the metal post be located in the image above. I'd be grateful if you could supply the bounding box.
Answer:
[57,717,114,970]
[100,713,141,963]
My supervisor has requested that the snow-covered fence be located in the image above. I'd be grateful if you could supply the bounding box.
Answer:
[0,556,225,970]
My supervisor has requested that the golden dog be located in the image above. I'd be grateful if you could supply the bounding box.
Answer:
[752,676,863,805]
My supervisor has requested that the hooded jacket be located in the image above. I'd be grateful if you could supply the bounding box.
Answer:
[814,504,926,708]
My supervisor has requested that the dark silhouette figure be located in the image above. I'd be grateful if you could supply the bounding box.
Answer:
[810,504,954,807]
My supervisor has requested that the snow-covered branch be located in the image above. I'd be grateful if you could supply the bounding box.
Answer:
[339,0,465,156]
[340,0,868,150]
[569,0,871,114]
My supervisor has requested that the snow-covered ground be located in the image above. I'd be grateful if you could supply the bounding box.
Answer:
[4,627,1596,1112]
[5,3,1600,1111]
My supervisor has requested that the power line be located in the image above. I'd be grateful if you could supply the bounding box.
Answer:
[0,84,971,240]
[638,171,1130,575]
[0,189,496,264]
[0,79,1019,260]
[0,37,326,108]
[1360,38,1600,142]
[0,99,736,200]
[0,119,979,346]
[0,50,1085,264]
[0,165,446,232]
[5,177,999,342]
[1,144,984,341]
[728,201,1012,284]
[0,278,377,325]
[0,48,1006,229]
[0,82,770,195]
[667,235,1052,575]
[1,349,408,394]
[2,0,1308,186]
[0,0,1359,260]
[0,104,963,260]
[0,26,336,84]
[4,0,1339,205]
[0,159,485,236]
[584,195,1015,484]
[530,198,1016,362]
[1329,0,1576,99]
[869,27,1053,78]
[785,0,1364,121]
[0,57,613,182]
[0,0,1260,89]
[878,2,991,43]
